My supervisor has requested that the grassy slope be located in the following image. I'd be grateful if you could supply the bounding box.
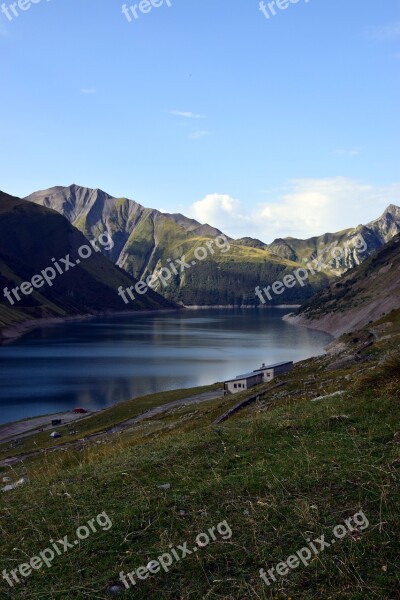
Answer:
[1,313,399,599]
[291,234,400,330]
[0,384,221,462]
[112,208,328,306]
[123,225,331,306]
[269,228,353,263]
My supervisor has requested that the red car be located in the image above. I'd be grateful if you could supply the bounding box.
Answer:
[73,408,87,414]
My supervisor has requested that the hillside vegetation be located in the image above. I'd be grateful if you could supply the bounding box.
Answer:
[1,311,399,599]
[0,192,172,338]
[286,233,400,336]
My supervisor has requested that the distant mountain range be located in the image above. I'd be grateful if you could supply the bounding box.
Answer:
[0,191,172,338]
[1,183,399,341]
[285,232,400,336]
[25,185,400,306]
[268,204,400,275]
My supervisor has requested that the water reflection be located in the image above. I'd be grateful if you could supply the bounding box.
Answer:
[0,308,331,424]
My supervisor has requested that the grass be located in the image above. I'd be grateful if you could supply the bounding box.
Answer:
[0,319,399,599]
[0,383,222,462]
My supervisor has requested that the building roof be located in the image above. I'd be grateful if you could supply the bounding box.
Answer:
[236,371,264,379]
[224,371,264,383]
[256,361,293,371]
[224,361,294,384]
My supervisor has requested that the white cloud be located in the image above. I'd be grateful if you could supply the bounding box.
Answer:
[166,110,205,119]
[191,193,247,226]
[189,178,400,242]
[365,21,400,41]
[80,88,96,95]
[190,131,211,140]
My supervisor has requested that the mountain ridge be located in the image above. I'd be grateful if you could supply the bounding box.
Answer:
[26,184,400,265]
[268,204,400,274]
[26,185,332,306]
[24,185,400,306]
[0,191,173,340]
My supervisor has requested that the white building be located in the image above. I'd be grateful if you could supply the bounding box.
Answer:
[224,361,293,394]
[256,361,294,382]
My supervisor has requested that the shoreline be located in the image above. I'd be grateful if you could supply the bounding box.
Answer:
[282,311,339,339]
[282,309,382,339]
[184,304,302,309]
[0,307,181,346]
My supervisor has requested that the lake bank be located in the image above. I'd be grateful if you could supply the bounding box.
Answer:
[0,307,181,346]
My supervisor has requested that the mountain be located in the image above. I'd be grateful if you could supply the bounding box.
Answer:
[26,186,400,308]
[0,191,172,338]
[284,233,400,336]
[268,204,400,275]
[25,185,330,306]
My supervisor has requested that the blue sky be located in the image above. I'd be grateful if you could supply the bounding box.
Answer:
[0,0,399,241]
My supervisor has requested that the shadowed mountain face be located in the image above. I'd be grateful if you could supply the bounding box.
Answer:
[285,233,400,336]
[268,204,400,275]
[25,185,332,306]
[0,192,172,336]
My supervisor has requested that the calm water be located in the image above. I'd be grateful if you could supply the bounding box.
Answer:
[0,308,331,424]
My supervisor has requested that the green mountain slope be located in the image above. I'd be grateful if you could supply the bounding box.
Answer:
[25,185,330,306]
[0,191,172,337]
[268,204,400,275]
[285,233,400,336]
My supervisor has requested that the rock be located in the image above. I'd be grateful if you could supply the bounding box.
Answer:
[1,476,29,493]
[327,356,359,371]
[325,341,348,355]
[329,415,350,424]
[157,483,171,490]
[311,391,346,402]
[393,432,400,445]
[107,582,125,595]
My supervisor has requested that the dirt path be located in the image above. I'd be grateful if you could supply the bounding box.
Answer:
[0,411,93,444]
[0,389,224,469]
[107,389,223,433]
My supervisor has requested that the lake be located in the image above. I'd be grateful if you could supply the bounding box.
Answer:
[0,308,332,425]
